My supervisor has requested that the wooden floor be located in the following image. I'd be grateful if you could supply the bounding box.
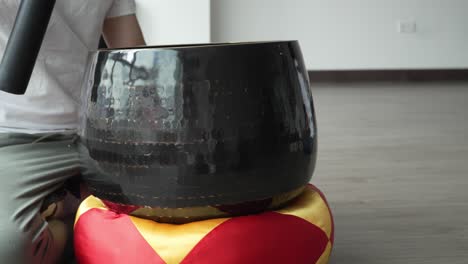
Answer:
[310,82,468,264]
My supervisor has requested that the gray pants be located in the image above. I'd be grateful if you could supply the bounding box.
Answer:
[0,133,79,264]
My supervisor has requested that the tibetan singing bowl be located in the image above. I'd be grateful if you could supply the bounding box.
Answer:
[79,41,317,222]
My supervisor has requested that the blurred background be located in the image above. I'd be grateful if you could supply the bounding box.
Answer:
[136,0,468,70]
[135,1,468,263]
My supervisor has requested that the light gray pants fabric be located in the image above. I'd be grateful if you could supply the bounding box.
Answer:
[0,133,79,264]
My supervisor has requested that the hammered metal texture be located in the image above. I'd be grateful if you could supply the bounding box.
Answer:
[79,41,317,208]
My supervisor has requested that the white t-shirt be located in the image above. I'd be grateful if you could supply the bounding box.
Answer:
[0,0,136,133]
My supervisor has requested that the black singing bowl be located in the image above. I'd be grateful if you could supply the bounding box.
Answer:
[79,41,317,219]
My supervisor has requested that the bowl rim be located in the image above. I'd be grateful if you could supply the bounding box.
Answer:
[98,40,298,52]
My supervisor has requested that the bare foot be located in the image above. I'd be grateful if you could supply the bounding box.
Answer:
[41,200,65,220]
[38,202,68,263]
[44,220,67,264]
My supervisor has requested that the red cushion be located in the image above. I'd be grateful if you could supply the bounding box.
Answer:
[74,184,334,264]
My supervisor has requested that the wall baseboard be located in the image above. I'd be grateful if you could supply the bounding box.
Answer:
[308,69,468,82]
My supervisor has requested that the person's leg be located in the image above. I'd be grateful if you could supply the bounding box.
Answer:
[0,133,79,264]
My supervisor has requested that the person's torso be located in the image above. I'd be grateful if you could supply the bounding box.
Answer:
[0,0,116,133]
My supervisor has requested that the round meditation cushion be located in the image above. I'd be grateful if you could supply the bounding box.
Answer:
[74,184,334,264]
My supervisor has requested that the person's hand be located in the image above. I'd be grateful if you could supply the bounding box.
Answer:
[103,14,146,48]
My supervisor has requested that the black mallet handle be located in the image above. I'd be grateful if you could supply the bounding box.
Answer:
[0,0,56,95]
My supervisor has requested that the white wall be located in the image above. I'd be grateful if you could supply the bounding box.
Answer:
[211,0,468,70]
[136,0,210,45]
